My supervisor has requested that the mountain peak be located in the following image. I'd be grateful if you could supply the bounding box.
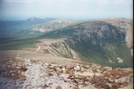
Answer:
[30,17,35,21]
[26,17,42,22]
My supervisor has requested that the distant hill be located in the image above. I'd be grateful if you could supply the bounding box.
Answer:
[0,17,56,38]
[28,20,79,33]
[5,20,82,38]
[20,17,56,28]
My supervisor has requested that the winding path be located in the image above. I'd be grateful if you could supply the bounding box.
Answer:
[37,44,41,52]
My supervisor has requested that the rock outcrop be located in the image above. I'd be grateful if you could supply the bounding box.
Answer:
[0,57,133,89]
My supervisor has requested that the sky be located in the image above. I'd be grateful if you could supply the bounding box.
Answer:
[0,0,133,20]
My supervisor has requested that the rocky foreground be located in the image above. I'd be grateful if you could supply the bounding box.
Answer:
[0,56,133,89]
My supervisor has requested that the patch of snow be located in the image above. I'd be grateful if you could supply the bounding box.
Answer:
[117,57,123,63]
[131,49,133,56]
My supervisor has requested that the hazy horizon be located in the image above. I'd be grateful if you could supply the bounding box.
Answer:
[0,0,133,21]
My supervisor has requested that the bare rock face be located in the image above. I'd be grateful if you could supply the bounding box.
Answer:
[0,57,133,89]
[125,28,133,47]
[101,18,133,47]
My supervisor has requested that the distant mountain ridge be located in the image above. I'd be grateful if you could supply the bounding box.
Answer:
[0,17,56,38]
[22,17,56,27]
[28,20,79,32]
[2,19,83,38]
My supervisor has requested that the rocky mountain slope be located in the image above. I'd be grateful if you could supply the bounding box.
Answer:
[40,18,133,68]
[0,54,133,89]
[100,18,133,47]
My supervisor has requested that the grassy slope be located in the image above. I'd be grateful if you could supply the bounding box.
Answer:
[0,38,40,50]
[70,40,133,68]
[40,26,76,38]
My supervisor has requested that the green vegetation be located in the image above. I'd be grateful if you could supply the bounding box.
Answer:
[70,41,133,68]
[40,27,75,38]
[0,38,40,50]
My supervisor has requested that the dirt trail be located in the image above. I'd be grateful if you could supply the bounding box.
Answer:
[36,44,41,52]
